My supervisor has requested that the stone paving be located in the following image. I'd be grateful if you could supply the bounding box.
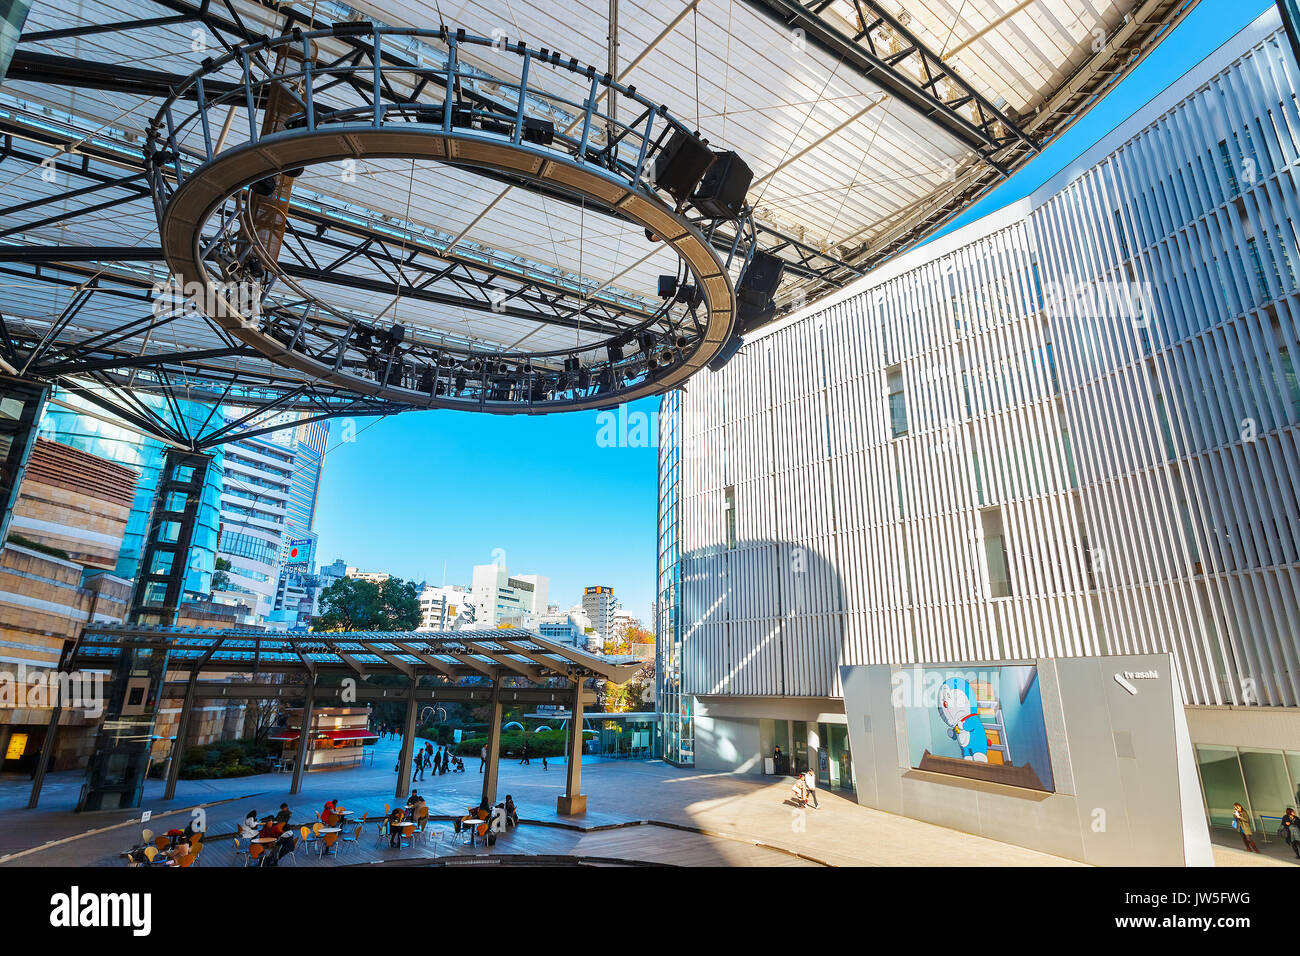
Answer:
[0,737,1287,867]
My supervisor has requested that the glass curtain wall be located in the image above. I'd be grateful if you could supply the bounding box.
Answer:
[656,390,693,765]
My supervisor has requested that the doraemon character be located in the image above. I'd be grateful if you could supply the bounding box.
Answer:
[937,677,988,762]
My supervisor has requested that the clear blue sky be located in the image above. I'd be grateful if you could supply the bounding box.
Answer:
[313,0,1271,625]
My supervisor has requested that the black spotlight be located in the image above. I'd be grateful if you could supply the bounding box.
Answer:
[353,326,374,350]
[419,367,435,392]
[380,324,406,348]
[637,332,656,355]
[563,356,581,375]
[658,275,678,299]
[365,353,380,372]
[675,283,700,306]
[607,339,625,363]
[674,334,690,349]
[251,176,277,196]
[454,372,467,391]
[577,367,592,389]
[522,117,555,145]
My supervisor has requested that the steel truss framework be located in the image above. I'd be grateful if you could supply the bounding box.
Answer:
[0,0,1199,442]
[743,0,1202,277]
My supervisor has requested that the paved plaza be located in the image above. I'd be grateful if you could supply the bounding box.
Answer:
[0,738,1286,867]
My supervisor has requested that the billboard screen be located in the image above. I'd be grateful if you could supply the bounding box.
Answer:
[897,664,1055,793]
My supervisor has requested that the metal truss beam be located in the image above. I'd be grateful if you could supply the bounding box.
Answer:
[741,0,1035,172]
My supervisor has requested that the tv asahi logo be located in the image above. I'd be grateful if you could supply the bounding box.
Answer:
[49,887,151,936]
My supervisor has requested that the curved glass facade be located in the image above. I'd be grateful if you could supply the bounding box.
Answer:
[37,389,223,598]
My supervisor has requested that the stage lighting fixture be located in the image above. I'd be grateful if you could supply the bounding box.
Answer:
[638,332,656,355]
[419,367,435,391]
[658,275,678,299]
[607,340,625,363]
[675,283,700,306]
[454,373,467,390]
[522,117,555,145]
[577,368,592,389]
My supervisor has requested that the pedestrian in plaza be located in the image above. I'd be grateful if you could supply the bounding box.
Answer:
[520,741,531,765]
[1281,807,1300,858]
[480,744,487,773]
[1232,802,1260,852]
[791,773,808,808]
[804,769,819,809]
[541,755,548,771]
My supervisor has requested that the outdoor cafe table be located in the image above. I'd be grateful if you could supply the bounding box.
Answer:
[317,826,342,855]
[389,821,415,847]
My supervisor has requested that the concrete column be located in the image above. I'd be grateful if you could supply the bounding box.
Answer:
[479,679,503,808]
[26,705,61,809]
[394,675,419,801]
[289,677,315,795]
[557,684,587,815]
[162,676,198,800]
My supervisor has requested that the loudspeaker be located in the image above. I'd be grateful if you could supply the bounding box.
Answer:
[692,151,753,219]
[737,250,785,308]
[653,130,714,206]
[658,275,678,299]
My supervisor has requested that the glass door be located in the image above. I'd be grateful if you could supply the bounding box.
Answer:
[791,721,808,775]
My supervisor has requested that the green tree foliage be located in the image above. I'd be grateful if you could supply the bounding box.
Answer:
[313,576,421,631]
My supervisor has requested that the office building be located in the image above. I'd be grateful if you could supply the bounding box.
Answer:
[582,586,618,648]
[657,9,1300,833]
[469,563,548,628]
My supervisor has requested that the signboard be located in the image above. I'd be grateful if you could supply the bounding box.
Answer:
[286,538,312,566]
[896,664,1055,792]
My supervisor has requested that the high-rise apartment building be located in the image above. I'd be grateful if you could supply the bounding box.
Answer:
[657,9,1300,830]
[582,586,618,648]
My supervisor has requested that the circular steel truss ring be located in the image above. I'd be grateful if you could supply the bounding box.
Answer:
[147,23,756,414]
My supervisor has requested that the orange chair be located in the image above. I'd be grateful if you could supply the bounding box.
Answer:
[248,842,265,867]
[153,835,170,851]
[319,828,340,856]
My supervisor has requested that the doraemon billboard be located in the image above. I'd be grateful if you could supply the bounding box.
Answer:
[894,664,1055,792]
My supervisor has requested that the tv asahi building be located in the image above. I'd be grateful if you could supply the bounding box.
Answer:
[656,8,1300,864]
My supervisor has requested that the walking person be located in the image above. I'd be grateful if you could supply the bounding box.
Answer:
[804,768,819,809]
[791,772,808,808]
[1281,807,1300,859]
[480,744,487,773]
[1232,802,1260,852]
[519,741,530,765]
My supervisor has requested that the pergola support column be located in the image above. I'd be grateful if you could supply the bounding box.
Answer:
[162,675,198,800]
[395,675,419,801]
[26,704,62,809]
[479,678,503,808]
[557,683,587,815]
[290,677,315,795]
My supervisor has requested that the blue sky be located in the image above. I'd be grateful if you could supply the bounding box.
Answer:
[312,0,1271,623]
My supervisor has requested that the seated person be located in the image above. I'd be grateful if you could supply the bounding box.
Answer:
[405,790,424,809]
[257,819,284,841]
[160,835,192,863]
[387,806,406,848]
[242,810,259,835]
[321,799,337,825]
[504,794,518,828]
[274,803,292,826]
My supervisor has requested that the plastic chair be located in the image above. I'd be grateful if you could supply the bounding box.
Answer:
[373,819,388,848]
[153,835,170,851]
[143,846,158,864]
[279,835,299,866]
[248,842,265,867]
[319,829,340,857]
[233,835,249,865]
[341,822,362,853]
[140,828,154,845]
